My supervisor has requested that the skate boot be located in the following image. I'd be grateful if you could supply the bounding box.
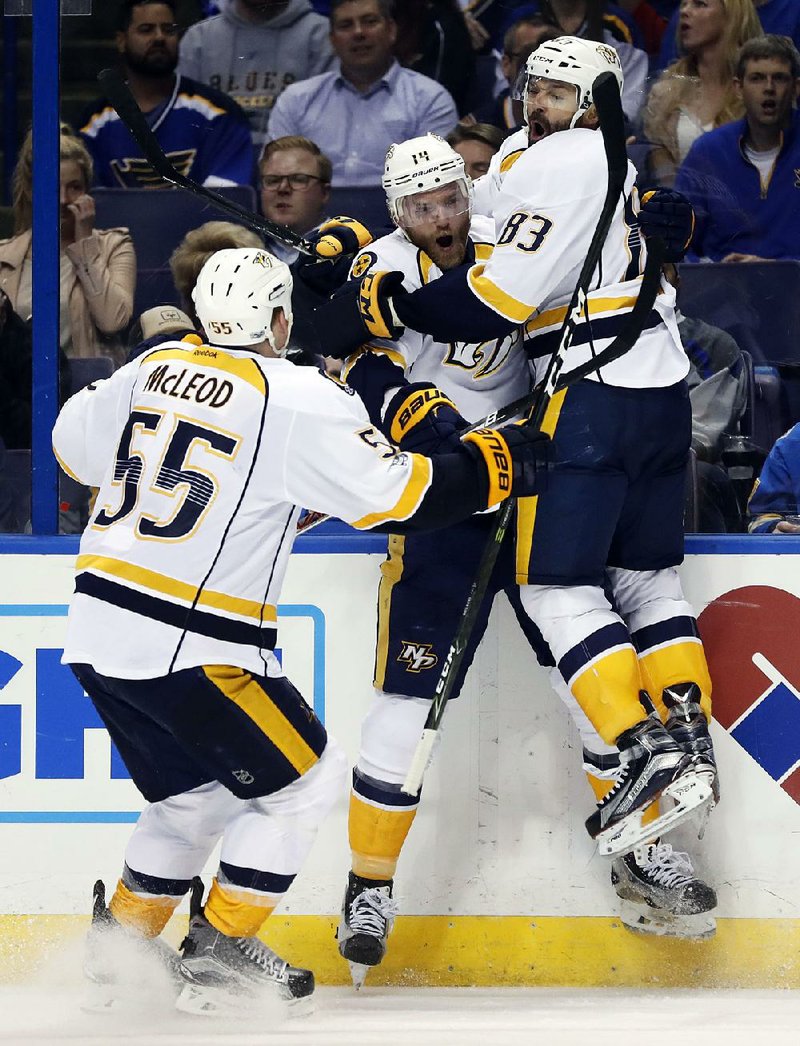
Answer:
[83,879,183,1012]
[176,911,315,1017]
[586,717,714,856]
[337,872,398,988]
[612,840,717,939]
[662,682,719,801]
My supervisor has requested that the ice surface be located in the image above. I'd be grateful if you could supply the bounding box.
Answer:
[1,984,798,1046]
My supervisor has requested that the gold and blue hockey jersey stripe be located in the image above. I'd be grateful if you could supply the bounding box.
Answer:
[74,554,279,650]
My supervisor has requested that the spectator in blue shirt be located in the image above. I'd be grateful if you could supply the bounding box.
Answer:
[748,422,800,531]
[675,34,800,261]
[265,0,458,185]
[81,0,255,189]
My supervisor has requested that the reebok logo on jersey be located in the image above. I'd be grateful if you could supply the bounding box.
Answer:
[233,769,255,785]
[398,642,439,673]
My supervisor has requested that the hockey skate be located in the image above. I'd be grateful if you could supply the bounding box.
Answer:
[586,717,714,856]
[83,879,183,1013]
[662,682,719,801]
[612,840,717,939]
[337,872,398,989]
[176,911,315,1018]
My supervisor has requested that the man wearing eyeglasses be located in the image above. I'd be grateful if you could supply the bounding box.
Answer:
[80,0,254,190]
[258,136,333,265]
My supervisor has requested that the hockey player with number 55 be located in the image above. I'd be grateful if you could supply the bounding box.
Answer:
[52,247,550,1016]
[316,35,719,917]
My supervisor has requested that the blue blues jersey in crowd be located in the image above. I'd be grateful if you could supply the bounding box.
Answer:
[80,74,254,189]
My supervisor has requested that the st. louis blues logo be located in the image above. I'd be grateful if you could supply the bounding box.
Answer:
[397,642,438,673]
[698,585,800,803]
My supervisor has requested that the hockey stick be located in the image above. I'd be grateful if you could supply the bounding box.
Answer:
[96,68,316,256]
[401,71,634,796]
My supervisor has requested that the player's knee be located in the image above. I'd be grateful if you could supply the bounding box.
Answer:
[358,691,432,785]
[251,739,348,823]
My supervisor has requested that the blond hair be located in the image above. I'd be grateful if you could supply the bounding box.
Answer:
[259,136,333,185]
[12,128,94,234]
[169,220,262,319]
[645,0,764,176]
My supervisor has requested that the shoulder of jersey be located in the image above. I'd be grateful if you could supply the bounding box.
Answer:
[266,360,366,418]
[503,128,601,195]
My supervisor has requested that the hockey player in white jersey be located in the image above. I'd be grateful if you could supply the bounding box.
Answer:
[53,246,551,1016]
[330,130,714,987]
[314,36,718,932]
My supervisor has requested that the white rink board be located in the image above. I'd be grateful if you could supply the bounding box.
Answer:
[1,549,799,921]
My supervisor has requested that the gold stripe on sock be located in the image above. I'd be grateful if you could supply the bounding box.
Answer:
[349,793,417,881]
[108,879,179,938]
[204,879,276,938]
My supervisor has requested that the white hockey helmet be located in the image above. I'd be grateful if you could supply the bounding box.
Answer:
[192,247,293,353]
[382,133,472,228]
[522,35,624,129]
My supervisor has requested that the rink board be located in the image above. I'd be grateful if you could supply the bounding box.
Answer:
[1,538,799,987]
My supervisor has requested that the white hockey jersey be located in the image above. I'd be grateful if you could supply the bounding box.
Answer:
[344,214,532,423]
[53,341,434,679]
[467,128,689,389]
[472,128,527,218]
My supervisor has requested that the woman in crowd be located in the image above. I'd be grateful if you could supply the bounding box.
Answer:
[643,0,763,184]
[0,128,135,367]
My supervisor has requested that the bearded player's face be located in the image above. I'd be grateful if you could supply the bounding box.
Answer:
[525,77,579,145]
[399,184,471,271]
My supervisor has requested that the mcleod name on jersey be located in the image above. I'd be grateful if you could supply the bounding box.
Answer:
[343,214,532,423]
[469,129,688,389]
[53,342,436,680]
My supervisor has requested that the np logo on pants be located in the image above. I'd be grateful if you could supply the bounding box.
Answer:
[397,642,439,673]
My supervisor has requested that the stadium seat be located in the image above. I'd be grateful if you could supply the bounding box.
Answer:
[68,356,114,396]
[677,261,800,366]
[326,187,392,236]
[92,185,259,270]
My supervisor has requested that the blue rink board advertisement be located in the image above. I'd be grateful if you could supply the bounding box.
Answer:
[1,545,799,987]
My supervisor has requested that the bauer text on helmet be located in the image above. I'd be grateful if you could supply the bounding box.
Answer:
[192,248,294,354]
[523,36,623,132]
[383,133,473,228]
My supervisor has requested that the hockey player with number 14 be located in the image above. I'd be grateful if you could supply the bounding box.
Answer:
[316,35,719,895]
[52,247,550,1016]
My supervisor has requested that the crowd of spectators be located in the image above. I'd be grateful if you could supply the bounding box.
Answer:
[4,0,800,535]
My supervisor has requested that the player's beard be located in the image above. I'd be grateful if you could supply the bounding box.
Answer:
[413,217,470,271]
[124,46,178,78]
[527,110,574,145]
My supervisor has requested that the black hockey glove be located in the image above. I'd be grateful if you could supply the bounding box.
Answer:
[462,423,551,508]
[311,270,407,357]
[385,382,468,455]
[639,188,695,263]
[295,216,375,300]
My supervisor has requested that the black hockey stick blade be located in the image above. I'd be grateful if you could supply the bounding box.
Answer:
[97,67,316,255]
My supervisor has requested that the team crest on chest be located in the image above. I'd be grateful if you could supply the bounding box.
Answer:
[397,642,438,672]
[444,331,518,379]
